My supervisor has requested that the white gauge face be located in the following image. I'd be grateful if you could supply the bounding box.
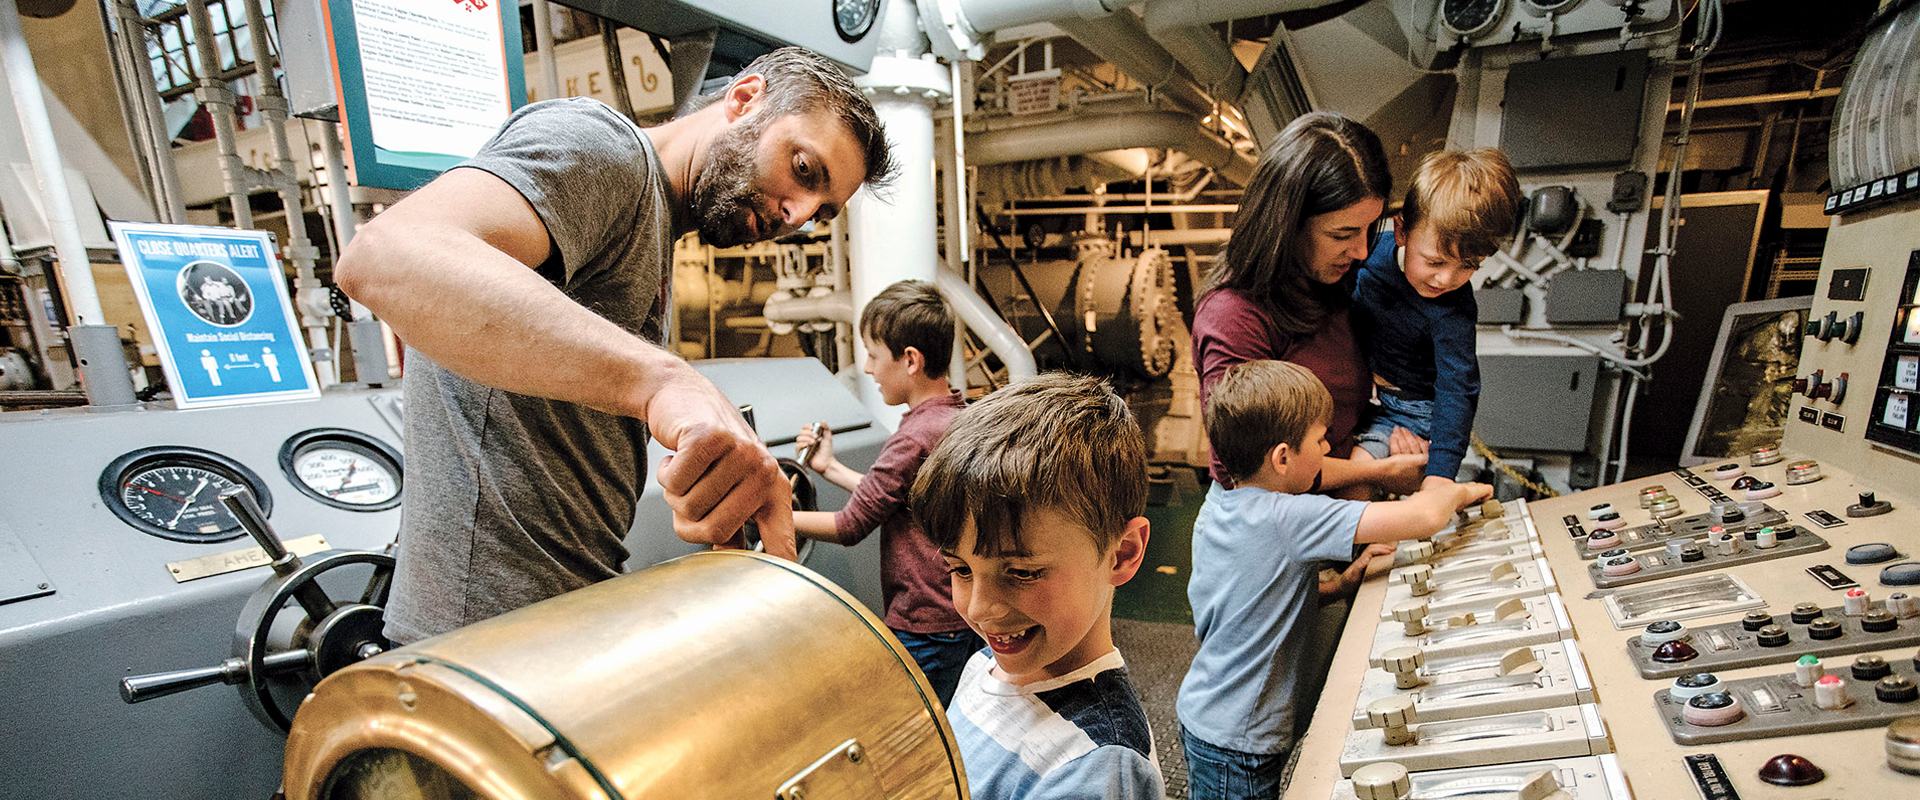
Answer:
[294,446,400,508]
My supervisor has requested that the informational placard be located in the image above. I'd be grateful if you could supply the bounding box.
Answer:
[109,222,320,408]
[324,0,526,189]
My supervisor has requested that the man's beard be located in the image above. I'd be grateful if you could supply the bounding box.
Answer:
[691,117,773,248]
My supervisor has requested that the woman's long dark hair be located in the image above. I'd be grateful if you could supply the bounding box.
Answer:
[1204,112,1392,337]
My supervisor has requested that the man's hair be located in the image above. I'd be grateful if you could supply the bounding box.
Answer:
[860,280,954,379]
[1203,112,1392,338]
[698,47,899,188]
[1400,148,1523,262]
[913,373,1146,556]
[1206,360,1334,484]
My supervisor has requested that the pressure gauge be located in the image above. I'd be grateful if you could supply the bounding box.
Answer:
[834,0,882,42]
[1521,0,1582,15]
[1442,0,1508,37]
[280,429,404,512]
[99,447,272,543]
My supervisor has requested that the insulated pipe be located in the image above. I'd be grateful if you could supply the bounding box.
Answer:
[763,292,857,326]
[186,0,254,228]
[240,0,334,387]
[954,0,1125,34]
[531,0,561,101]
[967,110,1254,186]
[0,1,99,325]
[1143,22,1246,101]
[847,0,945,429]
[933,268,1035,382]
[1140,0,1347,30]
[1052,13,1214,120]
[105,0,186,223]
[0,0,136,405]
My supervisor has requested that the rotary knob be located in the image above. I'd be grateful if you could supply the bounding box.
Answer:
[1650,495,1683,519]
[1785,460,1822,485]
[1741,611,1774,631]
[1750,444,1783,466]
[1684,691,1745,726]
[1877,675,1920,704]
[1638,485,1669,507]
[1849,491,1894,518]
[1585,528,1621,552]
[1889,716,1920,775]
[1367,696,1417,745]
[1351,762,1412,800]
[1864,610,1899,633]
[1853,655,1892,682]
[1403,564,1433,597]
[1746,481,1783,501]
[1730,476,1758,491]
[1380,646,1425,689]
[1396,541,1435,567]
[1756,624,1791,647]
[1757,753,1826,786]
[1711,463,1745,480]
[1592,512,1627,531]
[1391,600,1430,636]
[1808,617,1843,640]
[1587,503,1616,520]
[1791,602,1824,624]
[1678,542,1706,562]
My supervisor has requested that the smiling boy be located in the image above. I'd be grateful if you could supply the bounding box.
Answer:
[1351,148,1523,489]
[912,373,1163,800]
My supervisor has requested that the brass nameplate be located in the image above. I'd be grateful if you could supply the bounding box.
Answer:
[167,535,330,583]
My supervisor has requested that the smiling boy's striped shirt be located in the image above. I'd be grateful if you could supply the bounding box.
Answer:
[946,649,1164,800]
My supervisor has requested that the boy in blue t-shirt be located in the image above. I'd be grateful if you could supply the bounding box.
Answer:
[1352,148,1523,488]
[912,373,1163,800]
[1177,361,1492,800]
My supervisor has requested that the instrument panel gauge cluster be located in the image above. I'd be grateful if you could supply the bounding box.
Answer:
[98,429,404,542]
[279,428,404,512]
[99,447,271,543]
[1443,0,1508,37]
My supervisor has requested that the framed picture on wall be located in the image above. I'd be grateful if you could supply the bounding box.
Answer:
[1681,296,1813,466]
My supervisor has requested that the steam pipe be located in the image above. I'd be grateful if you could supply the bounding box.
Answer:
[968,110,1253,185]
[186,0,255,227]
[934,268,1036,382]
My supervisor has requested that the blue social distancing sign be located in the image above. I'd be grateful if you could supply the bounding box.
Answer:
[110,222,320,408]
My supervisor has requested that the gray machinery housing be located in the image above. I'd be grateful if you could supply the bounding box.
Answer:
[0,358,885,799]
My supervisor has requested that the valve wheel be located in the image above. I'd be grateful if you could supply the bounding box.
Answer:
[746,457,818,562]
[234,549,396,731]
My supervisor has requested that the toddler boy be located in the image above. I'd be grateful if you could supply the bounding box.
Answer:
[1352,148,1523,488]
[913,373,1164,800]
[1178,360,1491,800]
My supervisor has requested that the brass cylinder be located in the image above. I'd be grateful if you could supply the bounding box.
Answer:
[283,551,967,800]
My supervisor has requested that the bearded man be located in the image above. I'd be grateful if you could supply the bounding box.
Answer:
[336,47,896,644]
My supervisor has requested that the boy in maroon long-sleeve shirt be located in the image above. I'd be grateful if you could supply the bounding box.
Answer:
[795,280,979,705]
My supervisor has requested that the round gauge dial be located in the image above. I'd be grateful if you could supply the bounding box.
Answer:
[1442,0,1507,37]
[280,429,403,512]
[99,447,271,543]
[834,0,882,42]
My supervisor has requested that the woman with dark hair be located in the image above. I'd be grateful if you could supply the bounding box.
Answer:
[1194,111,1426,495]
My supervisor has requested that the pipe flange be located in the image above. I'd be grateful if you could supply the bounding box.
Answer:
[856,54,952,103]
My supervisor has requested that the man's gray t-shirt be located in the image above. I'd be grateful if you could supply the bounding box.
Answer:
[383,98,672,644]
[1176,484,1366,754]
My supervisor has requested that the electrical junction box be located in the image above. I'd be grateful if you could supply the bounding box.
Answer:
[1501,50,1649,172]
[1477,288,1527,325]
[1478,354,1603,452]
[1547,271,1629,324]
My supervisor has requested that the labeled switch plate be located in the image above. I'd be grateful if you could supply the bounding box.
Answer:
[1381,558,1556,621]
[1574,504,1790,561]
[1807,564,1859,590]
[1799,406,1821,424]
[1655,658,1920,744]
[1803,509,1847,528]
[1353,639,1594,728]
[1339,704,1610,777]
[1331,755,1630,800]
[1371,594,1572,665]
[1587,528,1829,589]
[1625,601,1920,678]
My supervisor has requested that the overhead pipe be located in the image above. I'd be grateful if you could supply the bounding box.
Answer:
[531,0,561,100]
[933,268,1036,382]
[0,0,137,406]
[1051,12,1215,120]
[848,0,946,428]
[186,0,259,228]
[968,110,1254,186]
[239,0,336,387]
[105,0,187,223]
